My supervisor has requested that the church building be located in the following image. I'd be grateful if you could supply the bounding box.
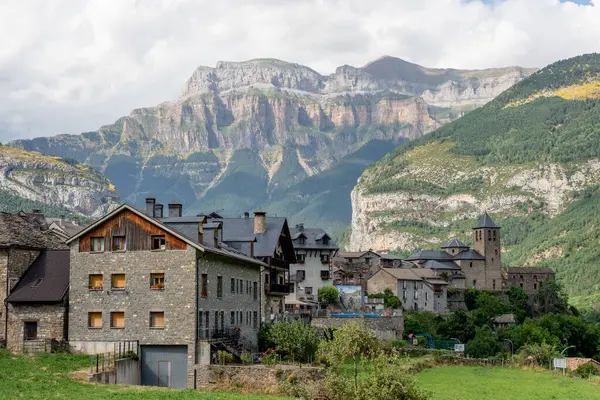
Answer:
[405,213,503,291]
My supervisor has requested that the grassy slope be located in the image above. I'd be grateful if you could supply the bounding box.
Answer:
[0,351,288,400]
[418,366,600,400]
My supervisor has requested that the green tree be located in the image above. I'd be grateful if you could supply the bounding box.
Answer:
[386,296,402,309]
[534,280,569,316]
[268,320,320,363]
[472,292,509,326]
[465,326,501,358]
[319,322,380,394]
[506,286,530,323]
[318,285,340,306]
[437,310,476,343]
[404,310,442,336]
[519,342,559,368]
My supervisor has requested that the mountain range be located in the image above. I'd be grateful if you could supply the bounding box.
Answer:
[350,53,600,308]
[6,56,534,236]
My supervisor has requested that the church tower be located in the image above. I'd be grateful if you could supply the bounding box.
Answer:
[472,212,502,290]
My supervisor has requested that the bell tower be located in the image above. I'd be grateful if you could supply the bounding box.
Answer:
[472,212,502,290]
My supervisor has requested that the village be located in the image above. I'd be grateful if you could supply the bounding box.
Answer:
[3,197,599,399]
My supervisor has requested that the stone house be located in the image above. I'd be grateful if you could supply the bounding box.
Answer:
[367,268,448,313]
[0,212,67,350]
[503,267,555,295]
[159,206,296,320]
[285,224,338,312]
[66,203,266,389]
[405,213,502,291]
[333,250,383,288]
[6,251,69,352]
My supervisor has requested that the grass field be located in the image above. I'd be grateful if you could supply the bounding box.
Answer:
[0,350,288,400]
[419,366,600,400]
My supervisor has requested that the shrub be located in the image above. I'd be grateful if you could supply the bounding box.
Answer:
[217,350,233,365]
[240,351,252,364]
[575,362,599,379]
[268,320,320,363]
[389,339,407,349]
[519,342,559,368]
[262,348,279,367]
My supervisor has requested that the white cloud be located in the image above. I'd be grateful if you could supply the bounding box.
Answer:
[0,0,598,140]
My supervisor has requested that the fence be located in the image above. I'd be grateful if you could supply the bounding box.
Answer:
[89,340,139,374]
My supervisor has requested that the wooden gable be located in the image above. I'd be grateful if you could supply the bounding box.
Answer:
[78,209,187,252]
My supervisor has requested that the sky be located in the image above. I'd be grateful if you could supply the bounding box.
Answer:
[0,0,599,141]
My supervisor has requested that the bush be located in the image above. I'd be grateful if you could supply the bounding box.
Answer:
[519,342,559,368]
[390,339,407,349]
[465,326,500,358]
[240,351,252,364]
[575,362,599,379]
[268,320,320,363]
[217,350,233,365]
[262,349,279,367]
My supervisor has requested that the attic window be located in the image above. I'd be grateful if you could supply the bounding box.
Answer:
[152,235,166,250]
[298,236,306,245]
[91,237,104,252]
[322,236,329,245]
[31,278,43,288]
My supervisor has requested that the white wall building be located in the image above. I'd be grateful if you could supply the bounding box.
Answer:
[285,224,338,312]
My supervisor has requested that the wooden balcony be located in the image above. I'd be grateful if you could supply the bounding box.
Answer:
[265,283,290,296]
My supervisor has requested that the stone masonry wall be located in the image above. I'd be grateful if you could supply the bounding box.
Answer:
[6,303,66,352]
[311,315,404,339]
[196,252,262,343]
[68,242,197,385]
[0,249,40,342]
[366,271,398,297]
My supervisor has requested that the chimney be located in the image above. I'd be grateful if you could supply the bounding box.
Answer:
[198,221,204,245]
[254,211,266,234]
[154,203,164,219]
[244,212,250,219]
[250,240,255,258]
[296,223,304,231]
[213,225,220,248]
[146,198,156,217]
[168,202,183,218]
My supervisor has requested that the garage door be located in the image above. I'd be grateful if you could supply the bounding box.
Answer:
[140,345,188,388]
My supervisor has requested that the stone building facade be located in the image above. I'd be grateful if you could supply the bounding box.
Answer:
[6,304,67,352]
[66,204,264,388]
[503,267,555,295]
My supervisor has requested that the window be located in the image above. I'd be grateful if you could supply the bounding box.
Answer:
[414,291,418,300]
[265,274,269,284]
[321,270,330,280]
[289,283,295,293]
[111,274,126,290]
[253,311,258,330]
[89,274,103,290]
[491,258,494,263]
[112,236,125,251]
[204,311,209,332]
[217,276,223,298]
[150,312,165,328]
[111,312,125,329]
[425,292,429,301]
[201,274,208,297]
[298,236,306,245]
[88,312,102,329]
[91,237,104,252]
[151,235,166,250]
[230,311,235,325]
[495,249,498,255]
[151,273,165,289]
[322,237,329,246]
[320,254,330,264]
[305,287,313,295]
[534,283,538,290]
[31,278,43,287]
[215,311,219,330]
[220,311,224,330]
[297,254,305,264]
[24,321,38,340]
[533,275,538,282]
[246,280,249,295]
[413,281,417,289]
[493,280,496,290]
[470,262,473,268]
[253,282,258,301]
[231,278,235,293]
[402,281,407,289]
[473,280,477,288]
[520,283,524,289]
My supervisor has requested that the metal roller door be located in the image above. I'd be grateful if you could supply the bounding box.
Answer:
[140,345,188,388]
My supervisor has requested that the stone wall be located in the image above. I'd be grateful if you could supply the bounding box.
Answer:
[311,315,404,340]
[6,303,67,352]
[0,249,40,342]
[194,364,325,394]
[68,242,197,386]
[197,252,261,343]
[366,270,398,297]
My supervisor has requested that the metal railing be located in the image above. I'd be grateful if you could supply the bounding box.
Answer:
[89,340,139,374]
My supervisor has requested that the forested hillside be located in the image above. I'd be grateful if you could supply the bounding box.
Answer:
[352,53,600,308]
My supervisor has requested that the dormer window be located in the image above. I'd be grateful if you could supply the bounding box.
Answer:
[298,236,306,245]
[322,236,329,246]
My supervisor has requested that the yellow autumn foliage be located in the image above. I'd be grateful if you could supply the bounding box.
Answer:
[505,79,600,108]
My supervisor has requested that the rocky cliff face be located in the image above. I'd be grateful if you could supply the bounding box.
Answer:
[9,56,533,233]
[0,146,119,217]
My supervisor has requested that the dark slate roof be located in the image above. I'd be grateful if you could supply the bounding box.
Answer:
[47,219,87,237]
[6,251,69,303]
[422,260,461,270]
[337,250,380,259]
[507,267,555,274]
[161,215,289,259]
[289,227,338,250]
[474,212,499,229]
[405,250,454,261]
[441,238,469,249]
[0,213,67,250]
[453,249,486,260]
